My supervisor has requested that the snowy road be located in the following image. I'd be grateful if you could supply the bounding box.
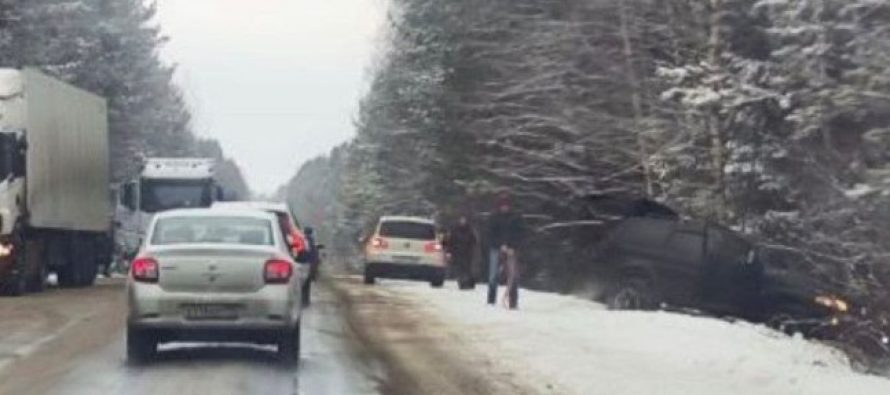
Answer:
[0,279,386,395]
[0,276,534,395]
[2,275,889,395]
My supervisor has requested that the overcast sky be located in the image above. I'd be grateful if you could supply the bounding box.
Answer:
[155,0,386,194]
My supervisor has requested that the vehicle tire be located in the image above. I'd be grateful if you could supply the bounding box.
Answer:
[70,237,97,287]
[363,270,375,285]
[27,264,47,293]
[301,281,312,307]
[0,269,26,296]
[607,277,656,311]
[53,237,76,288]
[127,326,157,364]
[278,322,301,365]
[25,239,47,293]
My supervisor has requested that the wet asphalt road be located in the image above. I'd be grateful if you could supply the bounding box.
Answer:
[0,280,386,395]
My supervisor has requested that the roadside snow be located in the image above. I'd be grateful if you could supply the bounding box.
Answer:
[375,280,890,395]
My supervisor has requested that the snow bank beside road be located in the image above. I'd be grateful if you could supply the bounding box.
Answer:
[377,280,890,395]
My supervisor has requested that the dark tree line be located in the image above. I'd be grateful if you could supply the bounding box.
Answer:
[0,0,249,194]
[285,0,890,298]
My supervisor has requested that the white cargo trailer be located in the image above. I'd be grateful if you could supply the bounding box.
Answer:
[0,68,112,295]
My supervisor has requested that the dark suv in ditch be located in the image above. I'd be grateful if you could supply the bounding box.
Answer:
[599,217,851,324]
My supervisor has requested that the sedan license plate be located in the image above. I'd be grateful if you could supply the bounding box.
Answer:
[392,255,420,263]
[182,303,239,320]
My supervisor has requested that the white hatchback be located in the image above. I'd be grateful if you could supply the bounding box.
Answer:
[126,208,303,363]
[362,216,446,287]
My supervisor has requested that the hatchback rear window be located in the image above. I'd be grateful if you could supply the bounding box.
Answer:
[379,221,436,240]
[152,216,275,246]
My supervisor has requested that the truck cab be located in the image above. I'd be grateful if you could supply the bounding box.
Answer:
[115,158,220,261]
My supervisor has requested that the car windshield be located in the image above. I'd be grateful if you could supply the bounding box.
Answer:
[151,216,274,246]
[379,221,435,240]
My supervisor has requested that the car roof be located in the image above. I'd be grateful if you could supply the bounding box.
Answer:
[155,207,277,221]
[378,216,435,225]
[213,201,289,215]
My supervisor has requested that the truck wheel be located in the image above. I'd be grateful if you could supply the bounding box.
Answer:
[68,237,97,287]
[51,237,76,288]
[78,254,98,287]
[608,277,656,311]
[127,325,157,364]
[26,264,47,293]
[24,239,47,293]
[277,322,301,365]
[0,270,26,296]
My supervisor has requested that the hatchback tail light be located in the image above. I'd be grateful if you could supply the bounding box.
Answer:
[371,237,389,249]
[264,258,293,284]
[424,241,443,254]
[131,256,159,283]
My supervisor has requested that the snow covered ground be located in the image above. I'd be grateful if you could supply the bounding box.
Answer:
[374,280,890,395]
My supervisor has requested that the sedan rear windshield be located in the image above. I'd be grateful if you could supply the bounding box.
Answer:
[151,216,275,246]
[379,221,436,240]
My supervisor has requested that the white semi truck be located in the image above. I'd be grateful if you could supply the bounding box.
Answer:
[115,158,221,261]
[0,69,113,295]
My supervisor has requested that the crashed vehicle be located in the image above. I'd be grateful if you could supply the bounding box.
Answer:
[598,217,856,329]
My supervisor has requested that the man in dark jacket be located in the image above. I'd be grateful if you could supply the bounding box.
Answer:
[487,194,523,308]
[445,215,478,290]
[305,227,321,282]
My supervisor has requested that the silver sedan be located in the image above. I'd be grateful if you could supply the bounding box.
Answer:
[126,208,303,363]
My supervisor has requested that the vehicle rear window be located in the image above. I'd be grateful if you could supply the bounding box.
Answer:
[379,221,436,240]
[151,216,275,246]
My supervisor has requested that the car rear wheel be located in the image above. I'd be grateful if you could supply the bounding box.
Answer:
[608,277,656,311]
[278,322,301,365]
[127,326,157,364]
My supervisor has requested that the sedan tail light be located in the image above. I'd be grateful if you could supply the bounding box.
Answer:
[264,258,293,284]
[131,256,159,283]
[371,237,389,250]
[424,241,443,254]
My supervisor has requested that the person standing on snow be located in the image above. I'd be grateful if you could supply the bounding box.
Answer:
[487,193,524,309]
[304,227,321,282]
[445,214,478,290]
